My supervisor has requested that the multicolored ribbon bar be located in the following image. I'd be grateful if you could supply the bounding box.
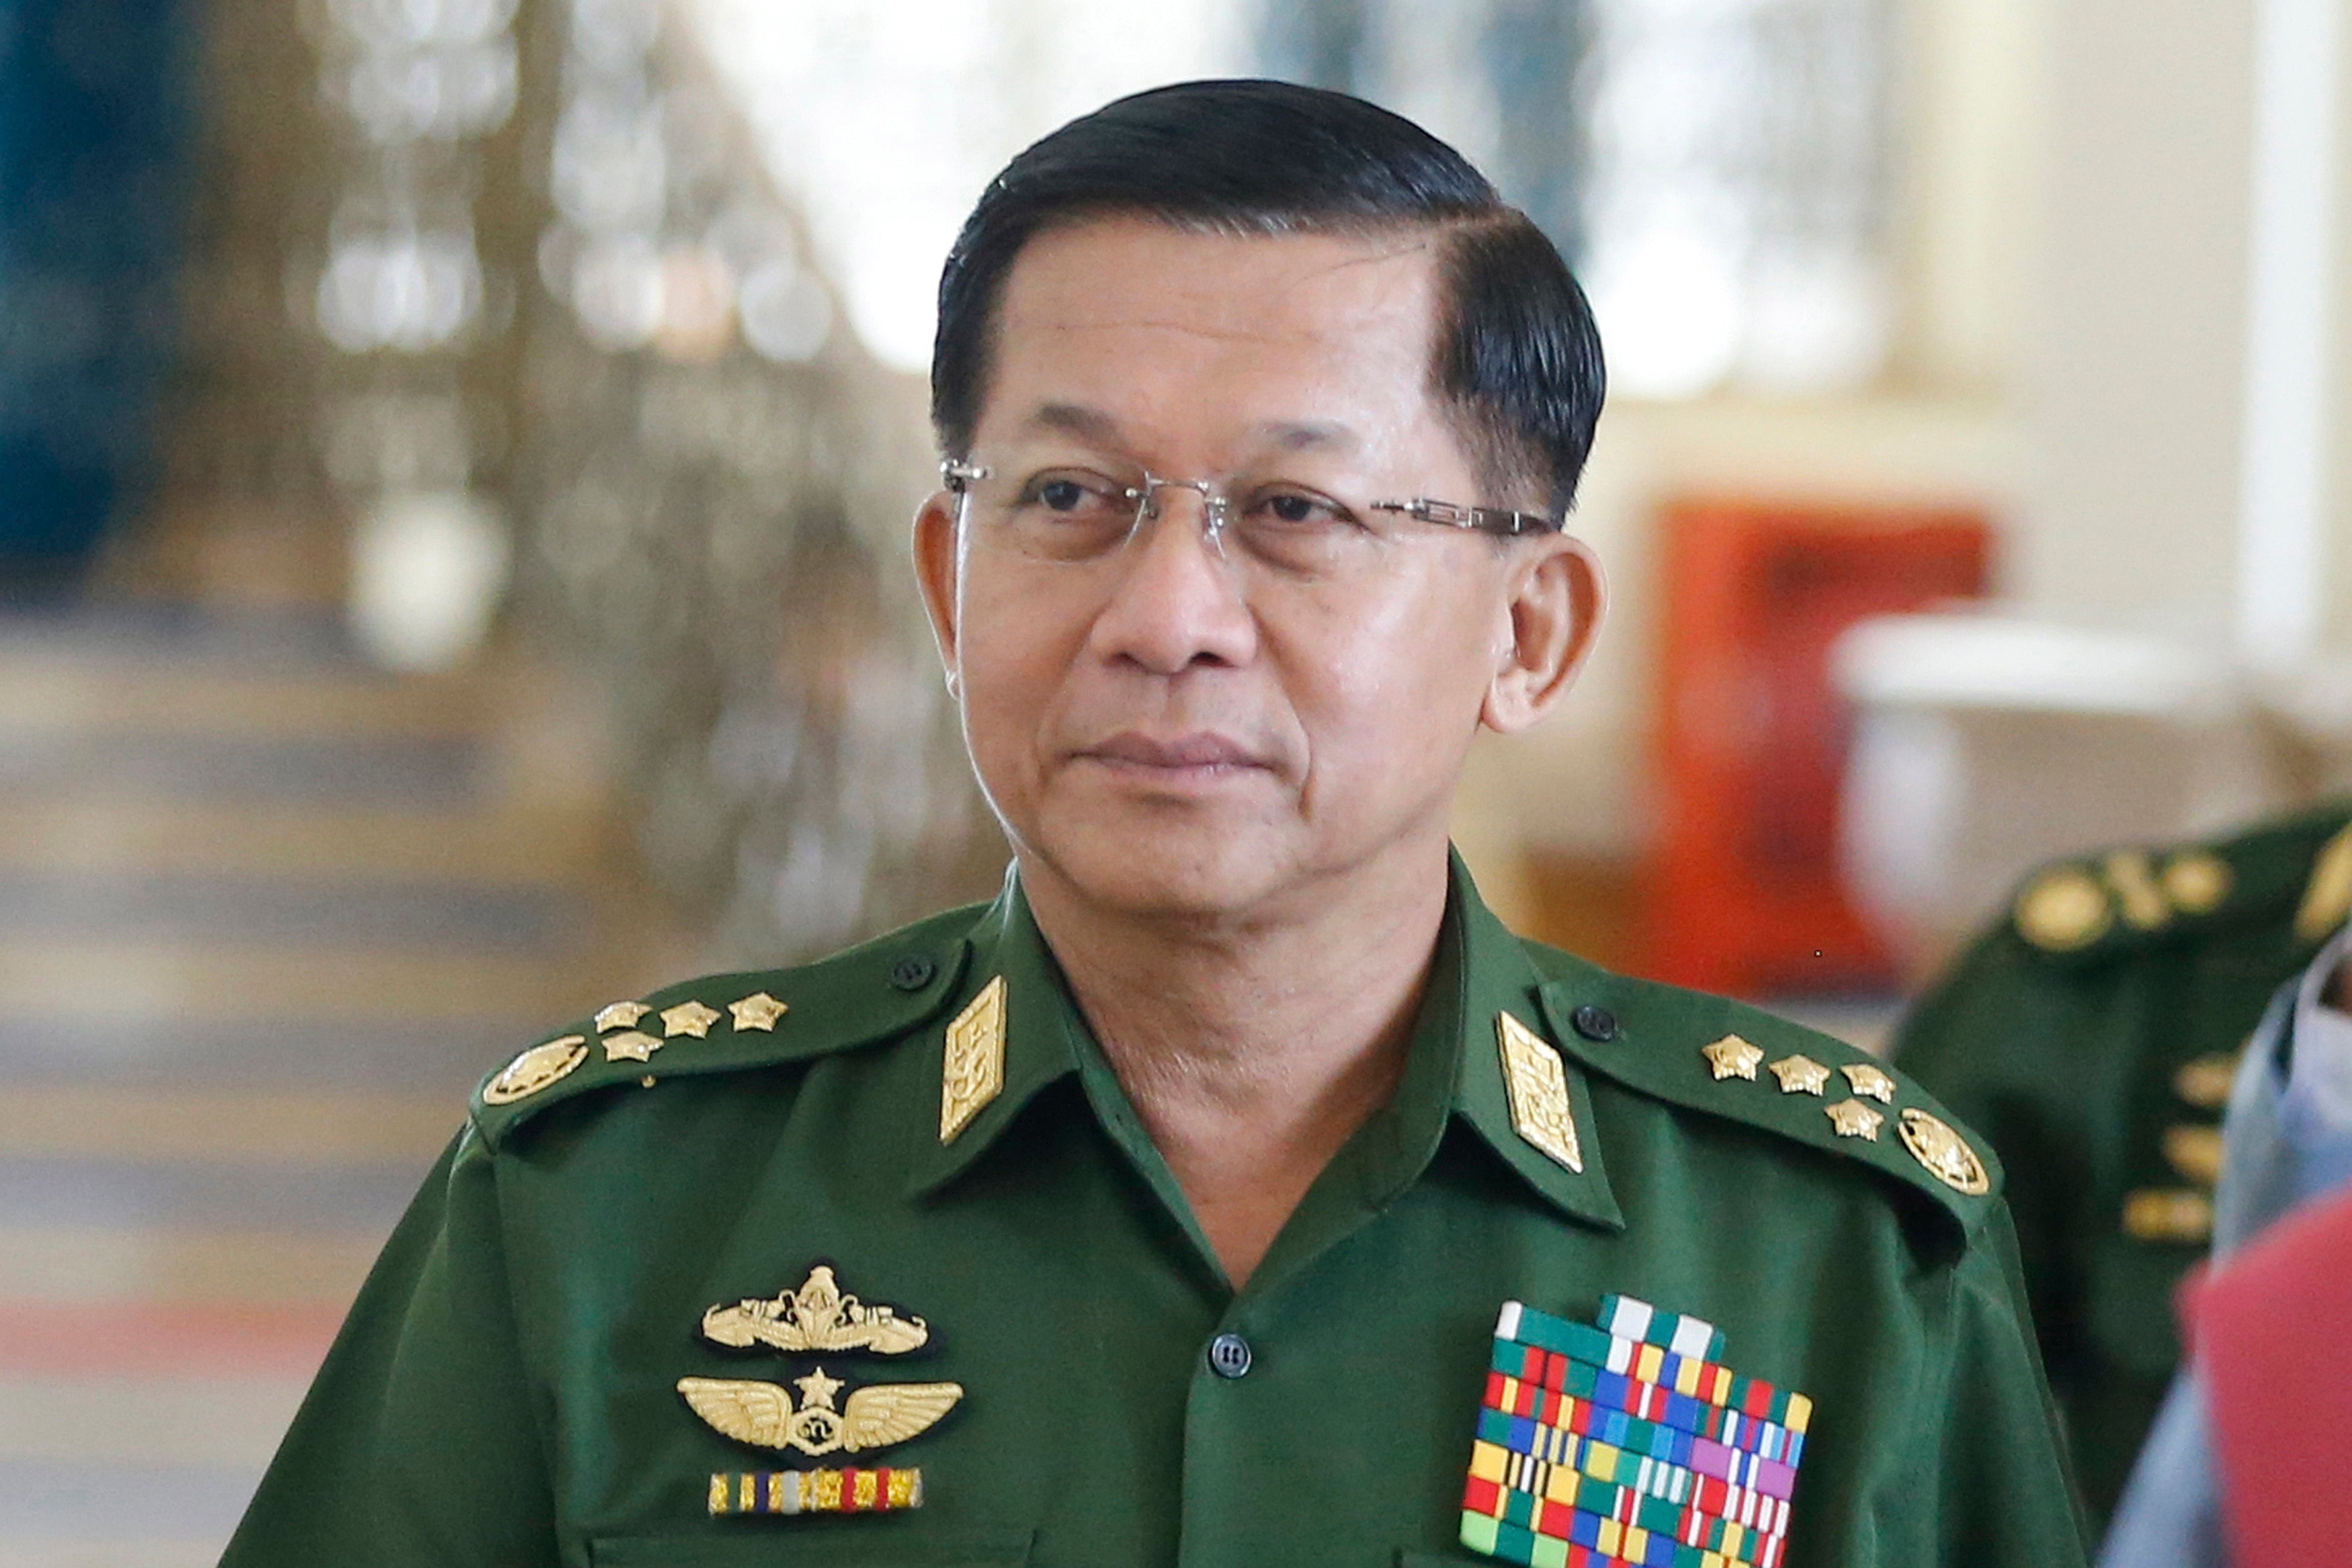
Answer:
[1461,1299,1809,1568]
[707,1467,922,1516]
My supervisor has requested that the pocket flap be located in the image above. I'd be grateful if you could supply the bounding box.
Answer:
[593,1526,1034,1567]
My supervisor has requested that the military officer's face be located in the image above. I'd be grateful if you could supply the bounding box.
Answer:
[915,216,1602,921]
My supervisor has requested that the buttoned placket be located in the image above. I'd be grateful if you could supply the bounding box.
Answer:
[903,860,1622,1565]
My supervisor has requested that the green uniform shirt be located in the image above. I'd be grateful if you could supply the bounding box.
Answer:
[1890,799,2352,1532]
[224,857,2082,1568]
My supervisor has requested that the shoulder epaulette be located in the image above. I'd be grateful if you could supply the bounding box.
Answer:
[2004,797,2352,965]
[1525,946,2000,1236]
[468,902,984,1149]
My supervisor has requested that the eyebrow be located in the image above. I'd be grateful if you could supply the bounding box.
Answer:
[1024,402,1124,445]
[1018,403,1363,457]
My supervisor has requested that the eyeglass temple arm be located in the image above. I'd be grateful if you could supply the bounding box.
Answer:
[1370,498,1562,537]
[941,460,991,491]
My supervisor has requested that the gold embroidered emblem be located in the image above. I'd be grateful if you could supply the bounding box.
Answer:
[2297,821,2352,941]
[2163,851,2232,914]
[2105,851,2171,930]
[482,1035,588,1104]
[1767,1055,1831,1096]
[939,975,1006,1145]
[1702,1035,1764,1082]
[602,1030,662,1064]
[2015,866,2112,952]
[1497,1011,1583,1174]
[730,992,788,1032]
[1825,1099,1884,1141]
[1841,1062,1895,1104]
[679,1368,962,1458]
[595,1000,650,1032]
[661,1000,721,1039]
[1900,1108,1990,1194]
[2122,1186,2215,1243]
[2162,1124,2225,1186]
[701,1264,930,1354]
[2174,1052,2238,1110]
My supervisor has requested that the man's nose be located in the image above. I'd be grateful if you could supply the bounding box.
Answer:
[1083,488,1259,675]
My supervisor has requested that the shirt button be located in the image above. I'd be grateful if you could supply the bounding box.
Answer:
[1207,1332,1253,1379]
[1571,1004,1620,1042]
[888,955,937,991]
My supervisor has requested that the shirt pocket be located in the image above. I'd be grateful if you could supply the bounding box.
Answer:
[591,1527,1035,1567]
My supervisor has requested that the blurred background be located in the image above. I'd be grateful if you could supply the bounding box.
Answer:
[3,0,2349,1561]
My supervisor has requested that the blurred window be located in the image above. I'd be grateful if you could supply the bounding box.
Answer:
[1578,0,1896,398]
[680,0,1897,391]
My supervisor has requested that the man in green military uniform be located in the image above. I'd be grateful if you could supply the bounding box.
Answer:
[1892,797,2352,1533]
[224,82,2082,1567]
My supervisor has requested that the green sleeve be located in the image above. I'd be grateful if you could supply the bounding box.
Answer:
[219,1126,560,1568]
[1894,932,2094,1364]
[1919,1205,2090,1567]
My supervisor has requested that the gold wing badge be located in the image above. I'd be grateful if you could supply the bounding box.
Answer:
[679,1368,962,1457]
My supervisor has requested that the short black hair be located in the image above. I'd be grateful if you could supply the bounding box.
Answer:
[930,79,1606,519]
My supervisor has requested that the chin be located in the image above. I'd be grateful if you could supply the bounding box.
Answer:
[1028,819,1302,922]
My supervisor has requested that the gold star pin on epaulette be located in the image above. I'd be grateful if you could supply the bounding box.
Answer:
[1825,1099,1883,1140]
[1768,1055,1830,1095]
[662,1000,721,1039]
[1702,1035,1764,1081]
[1841,1062,1894,1103]
[730,992,788,1031]
[595,1000,650,1032]
[603,1030,661,1063]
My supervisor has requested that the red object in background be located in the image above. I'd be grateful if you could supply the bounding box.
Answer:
[1642,498,1989,996]
[2187,1183,2352,1566]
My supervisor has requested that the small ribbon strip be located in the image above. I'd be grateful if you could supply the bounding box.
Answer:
[708,1467,923,1516]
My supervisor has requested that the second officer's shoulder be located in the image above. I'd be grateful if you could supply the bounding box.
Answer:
[465,900,989,1150]
[1999,796,2352,968]
[1519,939,2003,1239]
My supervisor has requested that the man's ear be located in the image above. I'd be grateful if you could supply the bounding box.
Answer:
[1482,532,1606,735]
[913,489,964,691]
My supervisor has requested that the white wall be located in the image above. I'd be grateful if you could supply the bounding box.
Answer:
[2011,1,2257,637]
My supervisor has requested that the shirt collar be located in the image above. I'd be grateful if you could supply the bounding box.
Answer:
[1444,852,1624,1232]
[903,869,1088,1199]
[905,853,1622,1234]
[2283,922,2352,1162]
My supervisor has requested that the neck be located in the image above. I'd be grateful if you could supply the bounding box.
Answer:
[1019,839,1453,1289]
